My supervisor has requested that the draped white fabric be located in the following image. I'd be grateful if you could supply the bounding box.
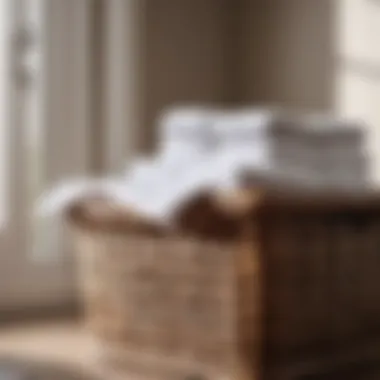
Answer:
[37,106,368,259]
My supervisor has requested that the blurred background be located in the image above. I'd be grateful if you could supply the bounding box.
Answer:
[0,0,379,376]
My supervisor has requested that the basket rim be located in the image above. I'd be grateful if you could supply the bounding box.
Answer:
[66,198,167,235]
[65,190,263,240]
[259,189,380,212]
[66,188,380,234]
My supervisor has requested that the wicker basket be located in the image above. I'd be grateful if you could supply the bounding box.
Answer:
[250,190,380,380]
[68,189,380,380]
[68,192,262,380]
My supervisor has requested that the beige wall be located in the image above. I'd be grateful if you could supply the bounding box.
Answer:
[136,0,337,139]
[240,0,336,111]
[140,0,232,151]
[111,0,380,180]
[235,0,380,183]
[334,0,380,183]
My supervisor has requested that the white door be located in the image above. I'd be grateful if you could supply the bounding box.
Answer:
[0,0,141,310]
[0,0,92,310]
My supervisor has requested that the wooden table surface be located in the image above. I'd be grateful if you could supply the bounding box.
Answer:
[0,321,112,379]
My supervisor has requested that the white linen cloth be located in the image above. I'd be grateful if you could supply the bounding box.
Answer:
[35,107,369,261]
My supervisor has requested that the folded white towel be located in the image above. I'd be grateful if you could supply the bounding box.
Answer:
[34,107,370,262]
[157,106,220,157]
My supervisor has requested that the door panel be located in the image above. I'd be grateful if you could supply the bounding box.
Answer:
[0,0,91,309]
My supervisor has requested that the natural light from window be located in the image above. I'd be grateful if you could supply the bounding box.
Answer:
[0,0,9,227]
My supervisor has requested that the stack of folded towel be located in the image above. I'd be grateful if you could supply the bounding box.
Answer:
[210,109,367,190]
[147,107,368,191]
[37,106,369,225]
